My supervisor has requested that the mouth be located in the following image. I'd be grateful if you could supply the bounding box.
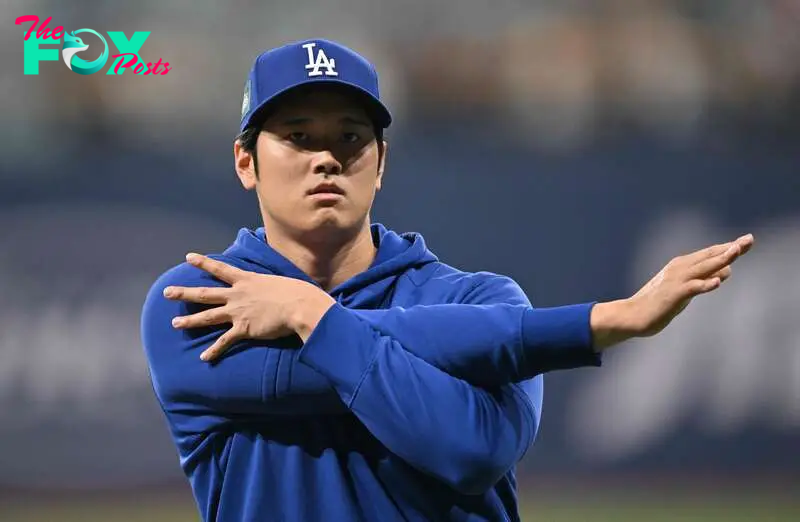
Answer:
[307,184,345,196]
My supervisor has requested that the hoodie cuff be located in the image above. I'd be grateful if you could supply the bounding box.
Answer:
[521,303,602,373]
[297,303,378,406]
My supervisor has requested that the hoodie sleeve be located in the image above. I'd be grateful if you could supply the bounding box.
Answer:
[349,275,600,386]
[144,263,598,437]
[141,264,350,432]
[296,274,576,494]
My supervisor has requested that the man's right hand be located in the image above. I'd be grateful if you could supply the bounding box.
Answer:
[591,233,755,351]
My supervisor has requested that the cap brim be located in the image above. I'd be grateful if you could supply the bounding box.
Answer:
[241,79,391,131]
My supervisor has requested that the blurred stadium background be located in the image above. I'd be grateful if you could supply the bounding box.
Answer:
[1,0,799,520]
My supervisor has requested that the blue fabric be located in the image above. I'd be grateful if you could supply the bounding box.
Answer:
[141,223,600,521]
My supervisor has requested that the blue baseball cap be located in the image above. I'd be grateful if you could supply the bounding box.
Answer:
[239,39,392,132]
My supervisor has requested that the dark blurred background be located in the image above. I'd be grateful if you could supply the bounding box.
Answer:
[1,1,799,520]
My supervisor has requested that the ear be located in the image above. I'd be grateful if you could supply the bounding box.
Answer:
[234,139,257,190]
[375,139,388,192]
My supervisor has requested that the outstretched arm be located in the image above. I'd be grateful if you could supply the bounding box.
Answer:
[149,233,753,492]
[145,233,753,423]
[170,232,753,383]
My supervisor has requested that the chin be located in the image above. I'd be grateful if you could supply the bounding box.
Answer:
[269,205,367,240]
[293,210,339,230]
[304,210,363,236]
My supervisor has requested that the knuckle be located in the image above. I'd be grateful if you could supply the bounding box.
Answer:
[239,317,251,332]
[667,257,684,271]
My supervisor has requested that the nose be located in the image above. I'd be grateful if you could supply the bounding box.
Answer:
[311,151,342,176]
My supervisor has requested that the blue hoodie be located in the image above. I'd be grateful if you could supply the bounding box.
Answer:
[141,224,600,522]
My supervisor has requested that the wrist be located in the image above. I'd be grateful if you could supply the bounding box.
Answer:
[590,299,637,351]
[286,283,337,342]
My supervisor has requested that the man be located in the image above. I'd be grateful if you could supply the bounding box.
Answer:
[140,39,754,522]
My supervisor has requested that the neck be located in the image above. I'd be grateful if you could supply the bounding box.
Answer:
[264,220,377,292]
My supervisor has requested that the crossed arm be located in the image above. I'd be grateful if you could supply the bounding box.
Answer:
[142,234,752,493]
[142,264,597,493]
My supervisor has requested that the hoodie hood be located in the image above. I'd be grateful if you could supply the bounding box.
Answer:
[223,223,439,309]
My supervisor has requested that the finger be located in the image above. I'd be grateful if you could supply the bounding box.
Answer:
[172,307,231,329]
[711,265,732,283]
[686,277,722,296]
[684,233,754,265]
[688,242,742,279]
[200,328,242,362]
[186,253,244,284]
[163,285,228,304]
[683,242,734,265]
[736,233,755,256]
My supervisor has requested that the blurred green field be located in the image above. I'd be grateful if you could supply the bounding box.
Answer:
[2,484,798,521]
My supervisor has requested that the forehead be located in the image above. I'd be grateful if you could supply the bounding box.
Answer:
[266,85,371,120]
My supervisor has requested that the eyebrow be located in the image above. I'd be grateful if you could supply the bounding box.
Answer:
[279,116,371,127]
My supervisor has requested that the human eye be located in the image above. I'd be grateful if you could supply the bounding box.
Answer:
[341,132,361,144]
[287,131,309,144]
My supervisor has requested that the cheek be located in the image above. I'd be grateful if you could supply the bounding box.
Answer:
[349,147,380,178]
[349,169,381,203]
[352,153,381,195]
[257,146,309,191]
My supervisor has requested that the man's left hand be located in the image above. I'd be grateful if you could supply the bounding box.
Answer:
[163,253,335,361]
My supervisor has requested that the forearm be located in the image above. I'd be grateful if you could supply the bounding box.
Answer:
[290,295,604,386]
[295,303,537,494]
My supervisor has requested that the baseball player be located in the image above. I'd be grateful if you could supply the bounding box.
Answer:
[141,39,754,522]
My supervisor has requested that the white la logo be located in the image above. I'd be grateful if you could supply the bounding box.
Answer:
[303,42,338,77]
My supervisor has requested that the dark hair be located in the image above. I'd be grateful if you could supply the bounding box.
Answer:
[236,110,385,178]
[236,124,263,175]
